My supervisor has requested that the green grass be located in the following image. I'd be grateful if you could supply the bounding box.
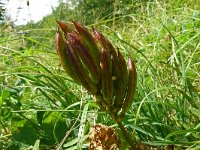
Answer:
[0,0,200,149]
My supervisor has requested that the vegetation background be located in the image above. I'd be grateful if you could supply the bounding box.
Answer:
[0,0,199,149]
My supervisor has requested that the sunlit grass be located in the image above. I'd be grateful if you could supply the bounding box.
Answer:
[0,0,199,149]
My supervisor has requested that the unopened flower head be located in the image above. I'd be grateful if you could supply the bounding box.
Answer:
[56,21,137,118]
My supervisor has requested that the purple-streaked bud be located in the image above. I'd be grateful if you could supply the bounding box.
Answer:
[67,33,100,84]
[72,21,100,67]
[100,48,113,104]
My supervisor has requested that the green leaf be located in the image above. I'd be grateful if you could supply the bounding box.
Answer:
[11,116,39,145]
[164,128,200,142]
[41,112,69,144]
[190,108,200,120]
[2,90,10,100]
[63,135,88,148]
[5,142,21,150]
[36,111,45,125]
[77,103,89,149]
[0,96,2,107]
[1,107,12,121]
[33,140,40,150]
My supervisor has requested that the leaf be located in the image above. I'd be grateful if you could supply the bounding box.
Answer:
[2,89,10,100]
[164,128,200,142]
[77,103,89,149]
[5,142,21,150]
[190,108,200,120]
[1,107,12,121]
[63,135,88,148]
[36,111,45,125]
[33,140,40,150]
[0,96,2,107]
[11,116,39,145]
[42,112,69,144]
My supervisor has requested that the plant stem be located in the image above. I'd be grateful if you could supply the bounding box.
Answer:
[96,95,136,147]
[115,118,136,147]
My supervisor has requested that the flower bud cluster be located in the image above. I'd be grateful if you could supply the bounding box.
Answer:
[56,21,137,119]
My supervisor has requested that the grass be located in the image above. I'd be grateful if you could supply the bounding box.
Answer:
[0,0,200,149]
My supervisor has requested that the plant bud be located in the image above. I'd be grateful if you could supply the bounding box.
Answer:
[56,21,137,118]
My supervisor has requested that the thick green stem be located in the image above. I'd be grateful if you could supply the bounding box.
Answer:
[95,95,135,147]
[114,116,136,147]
